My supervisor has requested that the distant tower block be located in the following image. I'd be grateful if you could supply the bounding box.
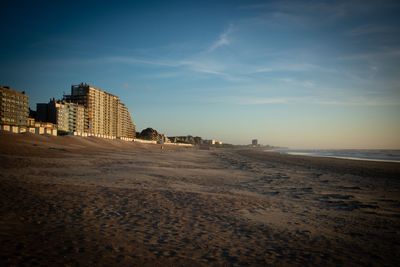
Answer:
[252,139,258,146]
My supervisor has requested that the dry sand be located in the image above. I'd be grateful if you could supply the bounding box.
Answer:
[0,132,399,266]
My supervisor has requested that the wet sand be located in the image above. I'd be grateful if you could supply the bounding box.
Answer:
[1,132,399,266]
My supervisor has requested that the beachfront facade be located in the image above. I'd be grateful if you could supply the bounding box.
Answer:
[37,99,86,135]
[117,102,135,139]
[0,86,29,127]
[64,83,135,139]
[54,100,86,134]
[0,87,56,136]
[26,118,57,136]
[169,136,202,145]
[203,139,223,145]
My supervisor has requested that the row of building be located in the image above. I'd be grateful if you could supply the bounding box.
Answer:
[168,135,223,145]
[0,83,136,139]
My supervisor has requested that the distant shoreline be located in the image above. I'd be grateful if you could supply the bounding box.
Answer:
[267,148,400,164]
[237,149,400,179]
[285,152,400,163]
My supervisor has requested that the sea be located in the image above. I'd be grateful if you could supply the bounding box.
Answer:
[272,149,400,163]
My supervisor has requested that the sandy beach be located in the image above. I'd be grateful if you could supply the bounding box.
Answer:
[0,132,399,266]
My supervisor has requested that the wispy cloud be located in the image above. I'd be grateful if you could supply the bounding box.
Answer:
[208,24,234,52]
[238,1,400,27]
[179,59,227,76]
[279,77,316,88]
[236,97,289,105]
[212,94,399,107]
[307,93,400,107]
[135,71,183,80]
[337,47,400,61]
[211,96,290,105]
[105,55,239,80]
[107,56,178,67]
[313,98,400,107]
[253,62,333,73]
[346,24,396,36]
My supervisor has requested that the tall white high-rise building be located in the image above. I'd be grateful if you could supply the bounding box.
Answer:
[64,83,135,138]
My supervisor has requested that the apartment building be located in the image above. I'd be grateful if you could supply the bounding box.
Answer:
[117,102,135,139]
[0,86,29,127]
[37,99,86,135]
[64,83,135,138]
[55,101,86,134]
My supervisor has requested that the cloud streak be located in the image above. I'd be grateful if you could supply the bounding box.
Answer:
[105,55,235,79]
[346,24,396,36]
[234,97,289,105]
[336,48,400,61]
[107,56,178,67]
[252,62,335,74]
[208,24,234,52]
[213,95,399,107]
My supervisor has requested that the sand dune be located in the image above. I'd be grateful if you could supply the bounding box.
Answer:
[0,132,399,266]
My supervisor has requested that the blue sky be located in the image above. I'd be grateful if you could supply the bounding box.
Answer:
[1,0,399,148]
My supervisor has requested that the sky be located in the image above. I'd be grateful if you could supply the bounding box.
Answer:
[1,0,399,148]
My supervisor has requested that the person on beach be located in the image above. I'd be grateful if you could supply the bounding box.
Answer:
[160,138,164,151]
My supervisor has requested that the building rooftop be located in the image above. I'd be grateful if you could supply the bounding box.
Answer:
[0,86,27,95]
[71,83,118,98]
